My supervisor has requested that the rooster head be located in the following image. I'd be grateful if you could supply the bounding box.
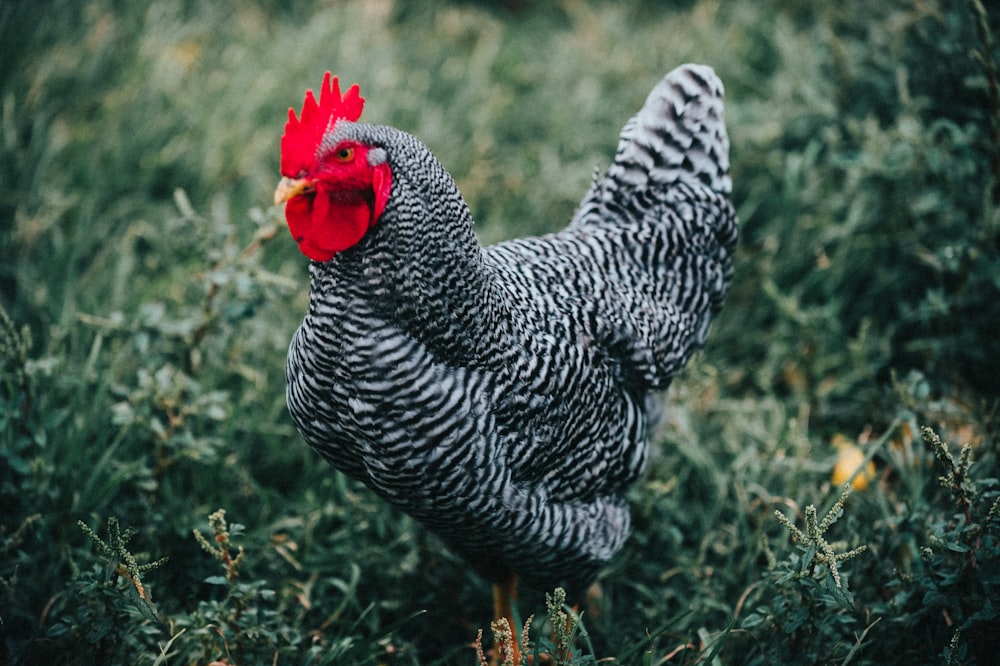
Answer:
[275,72,391,262]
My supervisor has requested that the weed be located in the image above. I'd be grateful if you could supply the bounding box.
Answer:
[36,518,168,664]
[475,587,601,666]
[773,486,869,598]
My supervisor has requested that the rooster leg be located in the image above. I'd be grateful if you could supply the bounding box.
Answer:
[490,572,520,665]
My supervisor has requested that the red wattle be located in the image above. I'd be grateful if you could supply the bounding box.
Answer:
[284,186,378,262]
[285,195,319,254]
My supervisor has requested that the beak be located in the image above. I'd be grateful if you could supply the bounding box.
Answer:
[274,177,315,206]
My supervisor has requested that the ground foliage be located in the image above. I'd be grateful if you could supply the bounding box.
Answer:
[1,0,999,663]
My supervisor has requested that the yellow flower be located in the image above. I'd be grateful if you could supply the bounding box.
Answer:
[831,435,876,490]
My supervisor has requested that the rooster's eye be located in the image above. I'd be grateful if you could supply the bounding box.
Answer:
[334,146,355,162]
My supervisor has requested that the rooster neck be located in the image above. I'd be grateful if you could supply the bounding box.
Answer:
[386,245,509,365]
[306,200,511,368]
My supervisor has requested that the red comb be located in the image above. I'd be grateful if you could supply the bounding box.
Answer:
[280,72,364,177]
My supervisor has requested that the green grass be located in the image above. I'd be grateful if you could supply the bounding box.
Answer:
[2,0,999,663]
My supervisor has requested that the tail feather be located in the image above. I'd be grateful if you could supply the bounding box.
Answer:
[607,64,731,195]
[562,64,737,389]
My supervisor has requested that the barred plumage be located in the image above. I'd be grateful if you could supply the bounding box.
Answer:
[283,64,737,596]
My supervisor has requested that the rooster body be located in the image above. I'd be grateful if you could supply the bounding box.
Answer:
[281,65,737,595]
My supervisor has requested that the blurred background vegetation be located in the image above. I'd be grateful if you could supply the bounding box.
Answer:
[2,0,998,663]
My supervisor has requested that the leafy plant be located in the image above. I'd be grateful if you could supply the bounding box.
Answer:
[739,488,869,664]
[41,518,167,664]
[879,427,1000,665]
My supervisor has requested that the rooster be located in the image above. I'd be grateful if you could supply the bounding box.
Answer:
[275,65,737,651]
